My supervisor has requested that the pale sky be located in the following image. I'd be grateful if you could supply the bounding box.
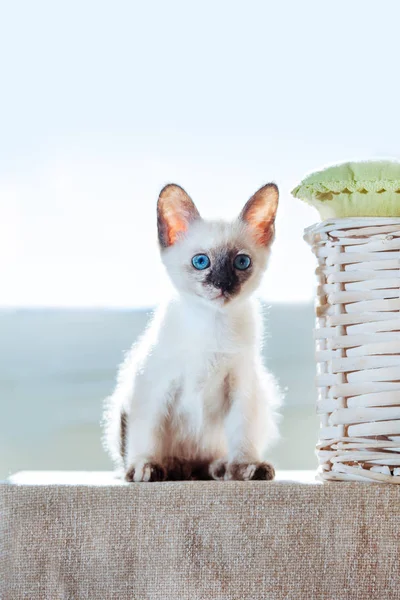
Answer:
[1,0,400,307]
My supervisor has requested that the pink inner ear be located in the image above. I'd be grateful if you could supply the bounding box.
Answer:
[158,186,200,247]
[241,184,278,246]
[244,200,275,245]
[252,221,274,245]
[167,213,189,245]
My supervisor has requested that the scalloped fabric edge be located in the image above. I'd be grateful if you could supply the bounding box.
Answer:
[296,191,400,219]
[292,180,400,201]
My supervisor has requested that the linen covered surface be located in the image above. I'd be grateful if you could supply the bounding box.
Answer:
[1,472,399,599]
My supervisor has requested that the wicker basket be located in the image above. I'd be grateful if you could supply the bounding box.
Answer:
[305,217,400,483]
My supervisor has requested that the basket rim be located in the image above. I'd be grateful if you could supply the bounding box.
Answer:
[304,216,400,242]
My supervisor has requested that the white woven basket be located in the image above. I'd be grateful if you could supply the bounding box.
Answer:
[305,217,400,483]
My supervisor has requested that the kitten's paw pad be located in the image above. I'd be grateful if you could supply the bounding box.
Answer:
[209,459,228,481]
[228,461,275,481]
[125,462,167,482]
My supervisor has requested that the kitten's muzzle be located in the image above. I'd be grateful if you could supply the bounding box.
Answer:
[206,267,238,296]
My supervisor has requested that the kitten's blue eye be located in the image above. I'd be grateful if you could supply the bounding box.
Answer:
[234,254,251,270]
[192,254,210,270]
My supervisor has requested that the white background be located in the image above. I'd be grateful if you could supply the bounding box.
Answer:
[2,0,400,307]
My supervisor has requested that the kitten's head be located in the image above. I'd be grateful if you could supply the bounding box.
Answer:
[157,183,279,308]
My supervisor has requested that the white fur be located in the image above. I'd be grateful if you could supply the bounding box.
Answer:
[104,201,281,481]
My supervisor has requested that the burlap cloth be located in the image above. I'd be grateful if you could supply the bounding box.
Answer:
[1,472,399,599]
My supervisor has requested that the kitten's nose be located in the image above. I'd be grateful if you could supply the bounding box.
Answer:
[206,255,238,295]
[213,275,236,294]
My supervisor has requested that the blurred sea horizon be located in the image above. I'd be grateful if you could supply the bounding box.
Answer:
[0,303,319,480]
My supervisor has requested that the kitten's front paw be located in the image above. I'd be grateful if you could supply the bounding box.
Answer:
[228,461,275,481]
[209,459,228,481]
[125,462,167,482]
[210,460,275,481]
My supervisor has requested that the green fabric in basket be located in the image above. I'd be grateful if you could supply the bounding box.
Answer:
[292,160,400,218]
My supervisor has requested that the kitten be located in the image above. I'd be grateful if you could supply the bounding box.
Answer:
[103,183,281,482]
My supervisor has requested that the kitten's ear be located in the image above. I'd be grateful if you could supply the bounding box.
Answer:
[157,184,201,248]
[239,183,279,245]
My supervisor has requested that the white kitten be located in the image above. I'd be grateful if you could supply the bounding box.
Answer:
[103,183,281,481]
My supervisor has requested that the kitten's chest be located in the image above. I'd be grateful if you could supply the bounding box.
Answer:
[161,299,250,407]
[180,324,234,384]
[163,307,243,435]
[183,347,231,387]
[175,346,233,427]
